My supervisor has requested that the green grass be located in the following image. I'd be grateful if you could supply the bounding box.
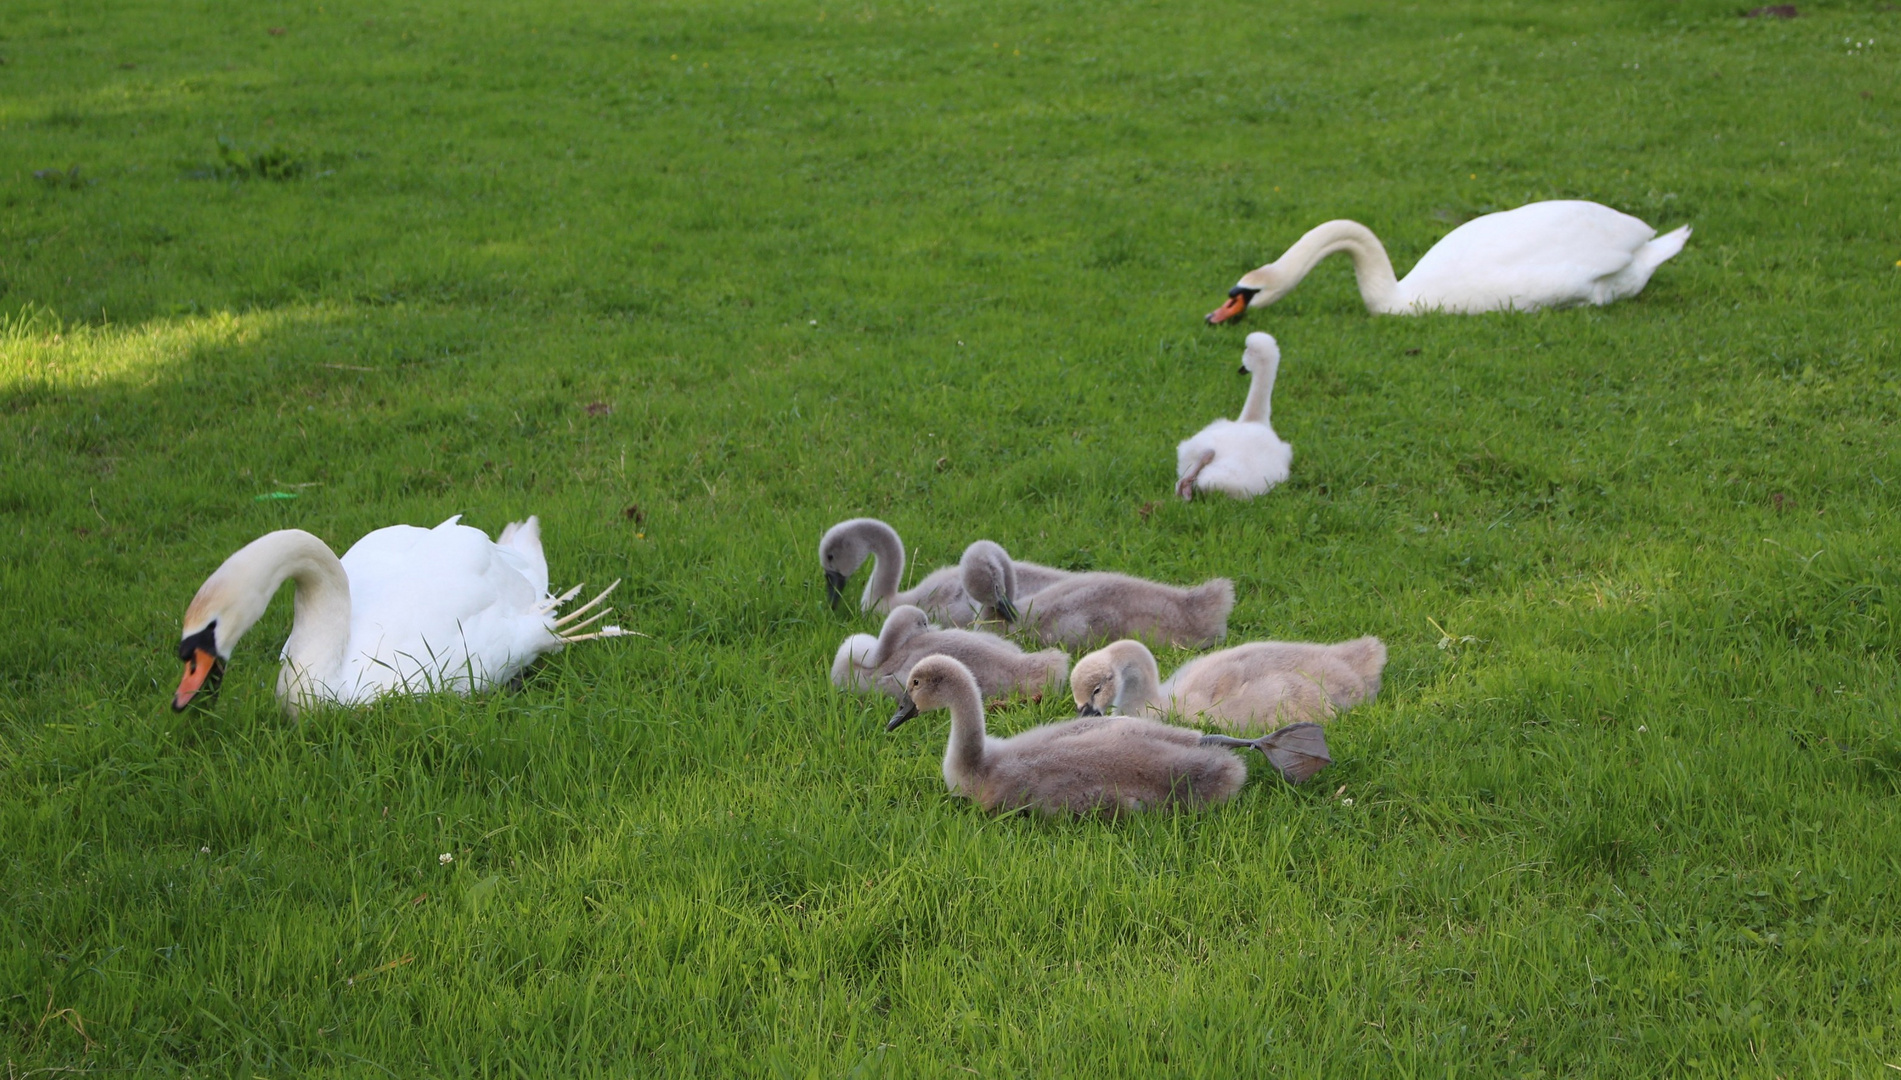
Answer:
[4,0,1900,1073]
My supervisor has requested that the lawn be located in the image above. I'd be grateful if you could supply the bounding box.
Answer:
[3,0,1899,1074]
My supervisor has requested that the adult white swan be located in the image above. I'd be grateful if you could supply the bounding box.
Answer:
[172,515,628,715]
[1205,200,1691,320]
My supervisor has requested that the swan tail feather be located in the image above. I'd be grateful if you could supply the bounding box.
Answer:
[534,581,586,615]
[553,579,621,628]
[562,627,646,643]
[1192,578,1237,625]
[1336,635,1389,683]
[552,579,640,645]
[1597,223,1691,304]
[557,608,615,636]
[497,515,550,596]
[1638,225,1691,271]
[497,516,536,547]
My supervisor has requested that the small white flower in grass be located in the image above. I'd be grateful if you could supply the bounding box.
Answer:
[1341,798,1355,807]
[439,852,454,865]
[200,846,210,854]
[809,319,818,326]
[1638,725,1648,733]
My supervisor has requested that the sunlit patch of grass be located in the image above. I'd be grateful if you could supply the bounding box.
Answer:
[0,306,331,391]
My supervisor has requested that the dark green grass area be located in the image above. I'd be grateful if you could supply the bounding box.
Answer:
[4,0,1900,1073]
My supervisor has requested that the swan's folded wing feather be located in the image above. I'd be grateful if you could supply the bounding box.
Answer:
[339,522,553,694]
[494,516,550,597]
[1406,201,1658,309]
[1178,420,1291,495]
[336,523,437,562]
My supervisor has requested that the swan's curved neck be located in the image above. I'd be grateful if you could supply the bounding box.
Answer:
[279,553,352,709]
[1262,220,1403,313]
[872,614,917,666]
[973,548,1017,618]
[203,530,353,710]
[1112,644,1165,714]
[941,678,989,785]
[993,553,1016,605]
[860,523,905,610]
[1239,353,1280,425]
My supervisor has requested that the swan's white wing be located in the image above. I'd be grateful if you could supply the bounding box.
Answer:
[1403,201,1659,311]
[338,519,555,697]
[495,516,550,597]
[1178,419,1292,498]
[336,523,437,564]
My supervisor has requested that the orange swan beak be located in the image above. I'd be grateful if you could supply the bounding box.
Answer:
[174,648,222,711]
[1205,292,1250,325]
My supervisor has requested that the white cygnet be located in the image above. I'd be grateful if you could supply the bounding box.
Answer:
[1176,332,1293,501]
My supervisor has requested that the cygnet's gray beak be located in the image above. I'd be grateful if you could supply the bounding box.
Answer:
[1076,702,1103,717]
[886,693,920,732]
[825,569,848,610]
[995,595,1020,623]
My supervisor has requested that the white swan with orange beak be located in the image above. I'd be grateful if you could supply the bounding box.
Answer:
[172,516,629,715]
[1207,200,1690,321]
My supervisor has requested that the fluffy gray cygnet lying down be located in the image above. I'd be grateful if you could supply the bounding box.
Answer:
[955,540,1078,623]
[819,517,973,625]
[959,543,1233,651]
[887,655,1331,817]
[1071,636,1386,734]
[831,605,1068,702]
